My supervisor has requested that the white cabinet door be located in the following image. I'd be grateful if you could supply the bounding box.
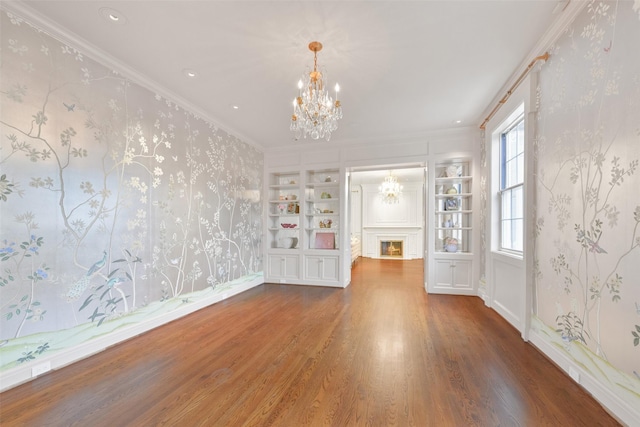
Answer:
[451,260,471,288]
[304,255,339,282]
[433,258,471,291]
[434,259,455,289]
[268,254,299,282]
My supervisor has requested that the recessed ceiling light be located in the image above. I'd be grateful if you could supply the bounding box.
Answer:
[99,7,127,26]
[232,105,239,110]
[183,69,197,78]
[452,119,462,124]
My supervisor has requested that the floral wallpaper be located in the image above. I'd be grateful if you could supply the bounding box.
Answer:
[534,0,640,402]
[0,10,262,372]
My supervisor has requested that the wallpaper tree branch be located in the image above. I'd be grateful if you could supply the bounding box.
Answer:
[0,10,262,372]
[534,0,640,404]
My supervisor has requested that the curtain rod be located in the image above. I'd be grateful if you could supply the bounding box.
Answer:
[479,52,550,130]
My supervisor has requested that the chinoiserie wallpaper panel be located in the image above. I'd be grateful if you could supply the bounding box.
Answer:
[0,10,262,370]
[534,0,640,398]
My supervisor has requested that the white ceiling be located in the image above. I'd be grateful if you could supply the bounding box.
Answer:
[10,1,564,150]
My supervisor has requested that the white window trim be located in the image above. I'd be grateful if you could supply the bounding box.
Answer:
[490,103,525,259]
[498,113,525,254]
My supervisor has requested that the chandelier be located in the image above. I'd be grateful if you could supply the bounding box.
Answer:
[291,41,343,141]
[379,172,403,204]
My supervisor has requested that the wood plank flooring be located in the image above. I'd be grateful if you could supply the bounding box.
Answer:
[0,258,620,426]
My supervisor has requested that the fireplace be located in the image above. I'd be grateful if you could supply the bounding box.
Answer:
[380,240,403,258]
[363,228,421,260]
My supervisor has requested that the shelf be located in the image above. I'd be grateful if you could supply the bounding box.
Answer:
[434,176,472,183]
[307,197,339,202]
[435,210,472,214]
[269,199,300,203]
[306,182,338,188]
[435,193,472,198]
[269,183,298,189]
[434,250,474,256]
[306,213,339,217]
[433,160,472,255]
[434,227,472,231]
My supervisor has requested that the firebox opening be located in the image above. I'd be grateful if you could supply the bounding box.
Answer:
[380,240,403,258]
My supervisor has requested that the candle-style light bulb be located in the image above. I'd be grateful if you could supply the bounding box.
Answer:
[334,83,340,100]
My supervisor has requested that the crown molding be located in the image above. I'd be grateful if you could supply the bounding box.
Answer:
[0,1,264,152]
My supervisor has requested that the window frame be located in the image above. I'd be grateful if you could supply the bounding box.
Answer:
[498,113,525,255]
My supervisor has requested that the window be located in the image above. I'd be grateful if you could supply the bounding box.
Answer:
[499,114,524,253]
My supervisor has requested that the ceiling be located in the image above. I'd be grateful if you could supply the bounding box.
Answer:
[10,1,564,150]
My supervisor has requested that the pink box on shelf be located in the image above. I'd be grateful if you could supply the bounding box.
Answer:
[315,232,335,249]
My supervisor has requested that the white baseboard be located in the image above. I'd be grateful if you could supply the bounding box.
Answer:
[528,329,639,426]
[0,276,263,392]
[491,300,522,332]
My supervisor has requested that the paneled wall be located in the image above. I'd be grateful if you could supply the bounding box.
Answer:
[360,182,424,259]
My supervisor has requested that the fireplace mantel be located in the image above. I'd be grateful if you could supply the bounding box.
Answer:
[362,227,423,260]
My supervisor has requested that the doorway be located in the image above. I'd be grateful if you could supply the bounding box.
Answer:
[347,165,427,278]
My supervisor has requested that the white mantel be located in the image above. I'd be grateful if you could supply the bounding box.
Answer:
[363,227,422,259]
[360,182,424,260]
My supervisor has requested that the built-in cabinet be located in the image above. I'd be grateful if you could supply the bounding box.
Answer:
[304,255,339,283]
[265,167,348,287]
[433,257,472,289]
[267,171,301,250]
[304,170,340,250]
[428,159,474,294]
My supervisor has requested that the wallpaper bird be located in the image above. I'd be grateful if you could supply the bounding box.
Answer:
[65,251,108,301]
[86,250,107,276]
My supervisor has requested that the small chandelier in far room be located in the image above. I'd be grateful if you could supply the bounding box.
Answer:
[379,172,403,204]
[290,41,343,141]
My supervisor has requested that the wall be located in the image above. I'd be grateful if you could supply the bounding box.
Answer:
[483,83,531,334]
[484,2,640,424]
[0,10,263,390]
[265,127,477,288]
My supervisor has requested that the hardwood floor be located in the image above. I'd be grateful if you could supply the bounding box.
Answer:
[0,258,620,426]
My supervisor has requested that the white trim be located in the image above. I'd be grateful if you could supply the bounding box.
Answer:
[528,329,638,427]
[0,275,264,392]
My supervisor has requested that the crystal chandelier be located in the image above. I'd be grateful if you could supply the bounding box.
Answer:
[291,41,343,141]
[379,172,403,204]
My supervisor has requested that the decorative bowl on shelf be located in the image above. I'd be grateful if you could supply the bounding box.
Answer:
[278,237,298,248]
[443,237,459,252]
[445,244,458,252]
[446,165,461,177]
[281,223,297,228]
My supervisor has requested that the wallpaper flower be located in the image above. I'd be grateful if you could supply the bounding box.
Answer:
[535,0,640,389]
[0,11,262,371]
